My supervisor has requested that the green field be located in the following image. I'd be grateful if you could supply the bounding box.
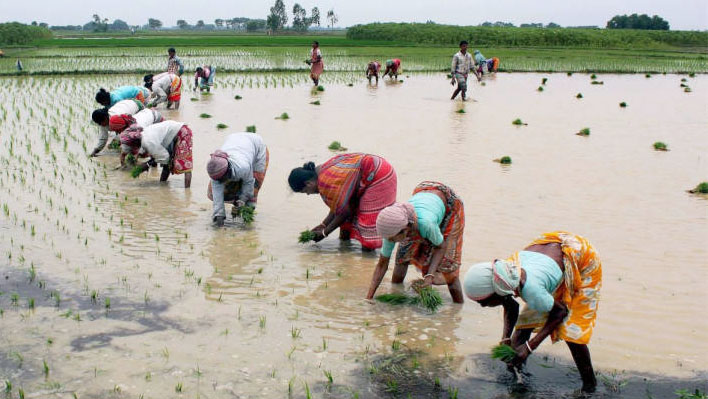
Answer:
[1,30,706,75]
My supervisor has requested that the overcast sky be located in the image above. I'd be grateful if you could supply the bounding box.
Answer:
[1,0,706,30]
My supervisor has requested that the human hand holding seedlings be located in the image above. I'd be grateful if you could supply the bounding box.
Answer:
[311,226,326,242]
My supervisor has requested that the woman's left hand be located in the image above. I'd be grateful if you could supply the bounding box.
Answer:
[311,226,326,242]
[510,343,531,367]
[422,274,434,288]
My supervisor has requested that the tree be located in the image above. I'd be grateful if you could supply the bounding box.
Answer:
[92,14,109,32]
[546,22,561,28]
[196,20,205,29]
[148,18,162,30]
[310,7,320,27]
[267,0,288,31]
[110,19,129,31]
[292,3,309,31]
[606,14,669,30]
[246,19,267,32]
[39,22,48,28]
[215,19,224,28]
[177,20,189,29]
[326,9,338,28]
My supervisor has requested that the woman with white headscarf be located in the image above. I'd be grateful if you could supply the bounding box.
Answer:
[462,231,602,394]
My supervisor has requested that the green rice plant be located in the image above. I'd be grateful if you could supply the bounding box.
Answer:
[234,95,242,100]
[200,113,212,118]
[347,83,354,87]
[310,100,321,105]
[245,125,256,133]
[491,344,516,362]
[299,230,316,243]
[130,165,145,178]
[27,298,35,309]
[577,127,591,136]
[238,206,255,224]
[328,141,347,151]
[291,326,301,339]
[374,293,411,305]
[448,386,459,399]
[567,72,573,76]
[316,85,325,92]
[18,388,24,399]
[323,369,334,386]
[619,102,627,107]
[216,123,228,129]
[456,108,465,113]
[411,286,443,312]
[175,382,183,392]
[125,153,136,166]
[684,87,692,93]
[541,77,548,85]
[259,315,267,329]
[10,293,18,306]
[304,381,312,399]
[108,140,120,150]
[675,388,707,399]
[537,86,544,92]
[688,182,708,194]
[90,290,98,304]
[645,73,651,78]
[105,297,111,309]
[4,381,11,393]
[322,337,328,351]
[276,112,290,120]
[43,360,49,377]
[681,78,687,82]
[512,118,527,126]
[680,83,688,88]
[689,73,696,78]
[653,142,669,151]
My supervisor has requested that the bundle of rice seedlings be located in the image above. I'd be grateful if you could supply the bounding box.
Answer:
[494,156,512,164]
[130,165,144,178]
[491,344,517,362]
[576,128,591,136]
[411,286,443,312]
[619,102,627,107]
[576,93,583,99]
[316,85,325,92]
[347,83,354,87]
[541,77,548,85]
[276,112,290,120]
[567,72,573,76]
[125,153,136,166]
[537,86,544,92]
[200,113,212,118]
[246,125,256,133]
[590,74,597,79]
[217,123,228,129]
[689,73,696,78]
[234,95,243,100]
[299,230,316,243]
[653,142,668,151]
[328,141,347,151]
[375,293,413,305]
[688,182,708,194]
[512,118,527,126]
[456,109,465,114]
[108,140,120,150]
[310,100,321,105]
[238,206,255,224]
[591,80,604,85]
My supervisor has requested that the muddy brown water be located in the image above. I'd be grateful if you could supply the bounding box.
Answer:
[0,72,706,398]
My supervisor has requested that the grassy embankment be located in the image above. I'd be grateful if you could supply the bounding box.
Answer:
[1,26,706,75]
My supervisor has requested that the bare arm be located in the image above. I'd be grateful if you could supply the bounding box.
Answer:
[501,296,520,342]
[422,240,448,285]
[366,256,391,299]
[512,300,568,365]
[323,205,351,236]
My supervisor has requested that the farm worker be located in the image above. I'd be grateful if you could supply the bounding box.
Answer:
[473,50,487,74]
[487,57,500,73]
[167,47,184,75]
[288,153,397,250]
[120,120,193,188]
[144,73,182,109]
[366,181,465,303]
[382,59,401,80]
[95,86,150,107]
[206,133,269,226]
[366,61,381,83]
[305,41,323,86]
[463,231,602,393]
[115,109,165,165]
[90,99,143,157]
[450,41,480,101]
[194,65,216,92]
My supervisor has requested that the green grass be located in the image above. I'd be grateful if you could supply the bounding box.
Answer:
[299,230,316,243]
[653,141,668,151]
[491,344,516,362]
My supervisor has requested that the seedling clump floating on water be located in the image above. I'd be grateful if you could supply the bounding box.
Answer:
[328,141,347,151]
[299,230,316,243]
[190,98,198,102]
[238,206,255,225]
[576,93,583,99]
[591,80,604,85]
[653,142,668,151]
[577,128,591,136]
[234,95,242,100]
[494,156,512,164]
[619,102,627,108]
[590,74,597,79]
[200,113,212,118]
[456,109,465,114]
[688,182,708,194]
[684,87,692,93]
[246,125,256,133]
[491,344,517,362]
[316,85,325,92]
[276,112,290,120]
[512,118,527,126]
[216,123,228,129]
[537,86,544,92]
[310,100,320,105]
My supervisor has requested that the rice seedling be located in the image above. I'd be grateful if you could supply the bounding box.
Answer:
[216,123,228,129]
[175,382,183,392]
[689,73,696,78]
[645,73,651,78]
[304,381,312,399]
[291,326,302,339]
[391,339,401,351]
[684,87,692,93]
[653,142,669,151]
[130,165,145,178]
[590,74,597,79]
[18,388,25,399]
[4,381,11,393]
[541,77,548,85]
[105,297,110,309]
[10,293,19,306]
[494,156,512,164]
[28,298,35,309]
[512,118,527,126]
[200,113,212,118]
[688,182,708,194]
[259,315,267,329]
[567,72,573,76]
[491,344,517,362]
[238,206,255,224]
[456,108,465,113]
[299,230,316,243]
[322,337,328,351]
[245,125,257,133]
[323,369,334,387]
[680,83,688,88]
[619,102,627,107]
[576,127,591,136]
[42,360,49,377]
[412,285,443,312]
[328,141,347,151]
[675,389,707,399]
[234,95,242,100]
[310,100,321,105]
[276,112,290,120]
[90,290,98,304]
[591,80,604,85]
[537,86,544,92]
[317,85,325,92]
[190,98,198,102]
[681,78,687,82]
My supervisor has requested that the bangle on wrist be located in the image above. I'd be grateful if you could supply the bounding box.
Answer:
[423,274,435,279]
[500,338,511,344]
[525,341,533,353]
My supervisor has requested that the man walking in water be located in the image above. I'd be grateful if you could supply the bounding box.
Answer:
[167,47,184,76]
[450,41,480,101]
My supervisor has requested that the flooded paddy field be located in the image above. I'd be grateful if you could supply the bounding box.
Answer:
[0,72,706,398]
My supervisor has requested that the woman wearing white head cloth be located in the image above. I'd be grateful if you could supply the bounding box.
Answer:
[366,181,465,303]
[463,231,602,394]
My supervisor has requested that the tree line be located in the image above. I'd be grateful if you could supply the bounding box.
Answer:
[266,0,338,31]
[0,22,52,45]
[606,14,669,30]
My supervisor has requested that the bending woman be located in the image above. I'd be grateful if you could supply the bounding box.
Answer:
[206,133,269,226]
[382,59,401,80]
[95,86,150,107]
[90,99,144,157]
[194,65,216,92]
[366,181,465,303]
[120,120,193,188]
[115,108,164,165]
[144,73,182,109]
[366,61,381,83]
[288,153,397,250]
[463,231,602,393]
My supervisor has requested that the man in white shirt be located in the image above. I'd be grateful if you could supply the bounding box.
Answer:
[450,40,480,101]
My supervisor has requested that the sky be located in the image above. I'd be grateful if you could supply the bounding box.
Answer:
[1,0,706,30]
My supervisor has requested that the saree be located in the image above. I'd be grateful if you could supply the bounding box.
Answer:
[395,181,465,283]
[171,125,192,174]
[318,153,397,249]
[515,231,602,345]
[167,75,182,103]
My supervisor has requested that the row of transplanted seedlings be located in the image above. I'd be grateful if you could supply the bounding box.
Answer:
[0,75,394,399]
